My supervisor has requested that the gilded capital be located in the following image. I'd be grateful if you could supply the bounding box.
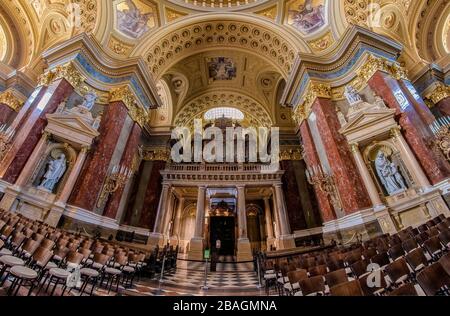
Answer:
[350,143,360,154]
[0,91,24,112]
[109,86,148,127]
[426,84,450,105]
[292,81,331,125]
[357,55,408,85]
[38,62,85,89]
[141,146,170,161]
[390,126,402,139]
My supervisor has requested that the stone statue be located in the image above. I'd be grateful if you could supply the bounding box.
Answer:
[336,109,347,127]
[80,91,97,111]
[92,114,102,130]
[39,153,67,192]
[344,85,363,105]
[374,150,407,195]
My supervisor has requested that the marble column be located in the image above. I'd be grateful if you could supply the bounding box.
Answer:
[0,132,49,211]
[271,194,280,238]
[153,183,171,234]
[0,79,73,184]
[237,185,247,238]
[162,188,175,236]
[299,121,336,222]
[273,183,295,249]
[236,185,252,261]
[173,197,185,236]
[68,100,128,212]
[188,186,206,260]
[194,186,206,238]
[264,197,275,250]
[436,97,450,116]
[103,122,142,219]
[312,97,372,214]
[390,127,431,188]
[350,143,384,208]
[368,71,450,184]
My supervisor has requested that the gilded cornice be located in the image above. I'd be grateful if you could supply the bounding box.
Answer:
[141,147,171,162]
[279,147,303,161]
[109,86,148,128]
[425,84,450,105]
[38,62,86,91]
[292,82,331,125]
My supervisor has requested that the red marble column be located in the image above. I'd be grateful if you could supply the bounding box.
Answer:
[312,98,372,214]
[368,71,450,184]
[0,79,73,183]
[138,160,166,229]
[299,121,336,222]
[0,104,16,125]
[69,101,128,211]
[103,122,142,219]
[436,97,450,116]
[280,160,307,231]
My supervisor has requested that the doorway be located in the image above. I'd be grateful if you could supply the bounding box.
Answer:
[209,216,236,256]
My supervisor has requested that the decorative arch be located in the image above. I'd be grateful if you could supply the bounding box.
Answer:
[149,79,173,128]
[132,14,310,78]
[174,91,273,128]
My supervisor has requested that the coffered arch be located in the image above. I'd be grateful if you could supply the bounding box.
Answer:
[174,91,273,128]
[132,13,310,79]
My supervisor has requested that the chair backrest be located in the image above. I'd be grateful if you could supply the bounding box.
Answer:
[93,253,109,266]
[40,239,55,250]
[405,248,428,272]
[287,269,308,285]
[438,252,450,276]
[436,223,448,233]
[402,238,418,253]
[308,264,327,277]
[325,269,348,288]
[350,259,370,278]
[385,258,410,284]
[388,283,418,296]
[78,248,92,260]
[32,247,53,268]
[423,236,443,256]
[330,280,364,296]
[359,270,388,296]
[0,239,4,250]
[65,251,84,266]
[388,244,405,261]
[1,225,14,239]
[21,238,40,255]
[299,276,325,296]
[371,252,390,268]
[10,232,26,247]
[417,262,450,296]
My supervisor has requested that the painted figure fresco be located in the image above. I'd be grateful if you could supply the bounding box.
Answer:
[288,0,326,34]
[116,0,155,39]
[208,57,237,81]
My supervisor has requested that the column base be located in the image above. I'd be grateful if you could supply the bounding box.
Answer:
[187,237,204,261]
[373,206,398,235]
[0,185,20,211]
[236,238,253,262]
[148,232,166,249]
[266,237,276,251]
[277,235,296,250]
[45,202,65,227]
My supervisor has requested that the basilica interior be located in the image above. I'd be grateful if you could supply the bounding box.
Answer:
[0,0,449,297]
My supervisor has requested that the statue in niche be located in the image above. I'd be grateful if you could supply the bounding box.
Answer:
[79,91,97,111]
[374,150,407,195]
[344,85,363,106]
[39,153,67,192]
[336,108,347,127]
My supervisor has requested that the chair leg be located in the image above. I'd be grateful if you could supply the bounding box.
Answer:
[90,278,97,296]
[13,279,23,296]
[7,276,19,296]
[50,278,59,296]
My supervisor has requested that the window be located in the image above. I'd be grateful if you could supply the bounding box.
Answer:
[204,107,244,120]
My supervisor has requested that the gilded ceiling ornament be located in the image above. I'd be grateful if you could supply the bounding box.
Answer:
[38,62,85,90]
[109,86,148,127]
[141,147,171,161]
[308,31,334,52]
[292,81,331,124]
[279,147,303,161]
[108,37,132,56]
[165,8,188,23]
[0,91,24,112]
[255,5,277,21]
[425,84,450,105]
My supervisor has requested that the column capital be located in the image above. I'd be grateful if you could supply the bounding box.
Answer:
[109,85,147,128]
[357,54,408,84]
[292,81,332,125]
[425,84,450,105]
[390,126,402,139]
[38,61,85,90]
[0,91,25,112]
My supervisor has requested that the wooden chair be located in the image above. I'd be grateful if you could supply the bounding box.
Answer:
[351,259,370,279]
[308,264,327,277]
[330,280,364,296]
[402,238,419,253]
[299,276,325,296]
[285,269,307,294]
[405,248,429,273]
[438,229,450,248]
[371,252,390,269]
[438,252,450,276]
[388,244,405,261]
[416,262,450,296]
[388,283,418,296]
[325,269,348,288]
[385,258,411,286]
[359,270,389,296]
[423,236,444,260]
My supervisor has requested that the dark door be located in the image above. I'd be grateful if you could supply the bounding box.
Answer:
[210,216,235,256]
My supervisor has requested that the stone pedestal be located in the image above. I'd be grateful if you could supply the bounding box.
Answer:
[277,235,296,250]
[373,206,398,235]
[237,238,253,262]
[187,237,204,261]
[46,202,65,227]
